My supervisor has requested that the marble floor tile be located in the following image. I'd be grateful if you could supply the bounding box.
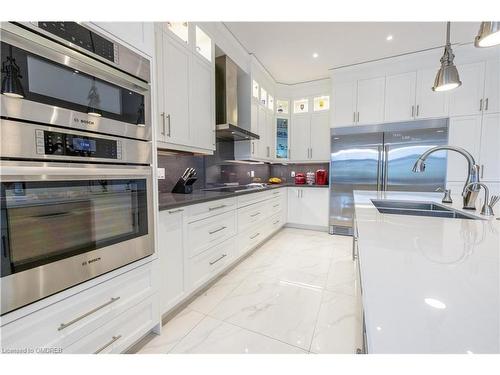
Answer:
[170,316,306,354]
[188,280,242,315]
[325,258,357,292]
[138,308,205,354]
[309,290,363,354]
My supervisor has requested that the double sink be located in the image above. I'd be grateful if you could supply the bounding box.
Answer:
[371,200,482,220]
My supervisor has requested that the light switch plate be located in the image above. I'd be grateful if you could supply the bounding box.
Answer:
[157,168,165,180]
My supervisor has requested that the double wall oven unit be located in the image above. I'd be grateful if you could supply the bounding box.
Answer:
[0,22,154,316]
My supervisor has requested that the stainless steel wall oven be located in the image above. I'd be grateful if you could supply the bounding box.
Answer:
[1,22,154,315]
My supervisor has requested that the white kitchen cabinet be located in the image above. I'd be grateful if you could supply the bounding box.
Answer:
[446,115,482,182]
[287,187,329,228]
[310,112,331,161]
[266,110,275,159]
[290,115,311,161]
[156,24,215,153]
[415,67,449,119]
[257,105,269,158]
[332,81,357,127]
[479,113,500,181]
[189,58,215,150]
[483,59,500,114]
[158,209,185,314]
[384,71,417,122]
[89,22,154,57]
[448,62,485,117]
[356,76,385,125]
[158,32,190,145]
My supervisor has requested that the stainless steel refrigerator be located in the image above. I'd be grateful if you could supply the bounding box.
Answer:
[329,119,449,235]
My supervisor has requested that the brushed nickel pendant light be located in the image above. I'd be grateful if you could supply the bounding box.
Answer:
[432,22,462,92]
[475,22,500,48]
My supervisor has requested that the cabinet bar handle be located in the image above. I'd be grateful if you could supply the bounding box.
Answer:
[353,112,356,123]
[272,191,280,195]
[480,99,483,111]
[168,208,183,214]
[273,220,280,224]
[166,114,171,137]
[58,297,120,331]
[416,104,420,117]
[357,112,360,123]
[411,105,415,117]
[161,112,166,135]
[485,98,489,111]
[209,226,227,235]
[94,335,122,354]
[250,232,260,239]
[209,254,227,265]
[481,164,484,179]
[209,204,227,211]
[310,148,313,159]
[273,204,280,208]
[252,142,255,154]
[250,212,261,217]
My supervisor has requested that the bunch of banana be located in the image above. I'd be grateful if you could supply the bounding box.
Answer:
[268,177,282,184]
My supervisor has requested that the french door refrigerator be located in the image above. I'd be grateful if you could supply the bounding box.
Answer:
[329,119,449,235]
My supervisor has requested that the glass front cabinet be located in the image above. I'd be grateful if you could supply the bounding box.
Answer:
[276,99,289,159]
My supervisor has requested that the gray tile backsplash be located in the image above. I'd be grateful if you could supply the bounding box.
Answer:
[157,152,329,192]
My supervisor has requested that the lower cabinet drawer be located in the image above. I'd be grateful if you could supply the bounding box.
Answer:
[186,210,236,258]
[187,238,235,290]
[237,223,267,257]
[269,212,283,232]
[237,201,267,232]
[64,294,159,354]
[267,196,282,216]
[1,263,155,351]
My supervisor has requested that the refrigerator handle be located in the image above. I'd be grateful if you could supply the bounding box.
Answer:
[376,145,383,191]
[383,145,389,191]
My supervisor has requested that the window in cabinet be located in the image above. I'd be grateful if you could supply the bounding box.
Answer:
[276,99,289,115]
[166,22,189,44]
[293,98,309,114]
[268,95,274,111]
[252,80,259,99]
[195,26,212,62]
[260,87,267,107]
[276,118,289,159]
[314,95,330,111]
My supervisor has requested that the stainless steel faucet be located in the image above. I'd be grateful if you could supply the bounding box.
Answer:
[412,146,481,210]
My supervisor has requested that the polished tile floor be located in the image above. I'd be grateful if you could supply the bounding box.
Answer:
[138,228,363,354]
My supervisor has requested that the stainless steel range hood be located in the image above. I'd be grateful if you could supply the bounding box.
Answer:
[215,55,259,141]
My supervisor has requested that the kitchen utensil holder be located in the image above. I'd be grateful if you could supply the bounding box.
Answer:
[171,177,197,194]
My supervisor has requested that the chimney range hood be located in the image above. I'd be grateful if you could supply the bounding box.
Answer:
[215,55,259,141]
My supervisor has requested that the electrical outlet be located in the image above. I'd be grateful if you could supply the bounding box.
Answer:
[250,170,255,177]
[291,171,295,177]
[157,168,165,180]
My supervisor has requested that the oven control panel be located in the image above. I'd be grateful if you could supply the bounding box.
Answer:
[35,130,122,159]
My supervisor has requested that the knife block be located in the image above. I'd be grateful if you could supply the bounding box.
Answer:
[171,177,197,194]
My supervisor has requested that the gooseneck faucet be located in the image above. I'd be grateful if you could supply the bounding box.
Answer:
[412,146,481,210]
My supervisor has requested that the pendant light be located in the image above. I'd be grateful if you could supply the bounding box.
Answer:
[1,45,25,99]
[475,22,500,48]
[432,22,461,92]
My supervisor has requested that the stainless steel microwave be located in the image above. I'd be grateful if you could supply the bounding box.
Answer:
[0,22,151,141]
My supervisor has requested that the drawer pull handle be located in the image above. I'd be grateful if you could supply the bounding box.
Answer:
[250,212,261,217]
[168,208,184,214]
[273,204,280,208]
[209,254,227,265]
[94,335,122,354]
[272,191,280,195]
[209,226,227,235]
[58,297,120,331]
[250,232,260,239]
[273,220,280,224]
[209,204,227,211]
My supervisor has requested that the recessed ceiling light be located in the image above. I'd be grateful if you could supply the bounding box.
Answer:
[386,35,393,41]
[424,298,446,309]
[312,52,319,58]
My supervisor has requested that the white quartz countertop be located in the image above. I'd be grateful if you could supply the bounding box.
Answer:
[353,190,500,354]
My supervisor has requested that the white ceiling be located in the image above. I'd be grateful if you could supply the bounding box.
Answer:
[224,22,480,84]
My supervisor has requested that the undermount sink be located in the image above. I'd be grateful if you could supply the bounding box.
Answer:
[371,199,481,220]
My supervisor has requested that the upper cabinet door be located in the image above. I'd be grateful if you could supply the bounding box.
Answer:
[163,35,190,145]
[310,112,331,161]
[415,67,449,119]
[448,62,485,117]
[356,76,385,125]
[483,59,500,114]
[90,22,154,57]
[384,71,417,123]
[266,111,275,160]
[479,113,500,181]
[290,115,311,161]
[332,81,357,127]
[257,105,268,158]
[189,59,215,150]
[446,115,483,182]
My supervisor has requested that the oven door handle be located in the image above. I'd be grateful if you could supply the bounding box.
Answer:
[0,164,152,179]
